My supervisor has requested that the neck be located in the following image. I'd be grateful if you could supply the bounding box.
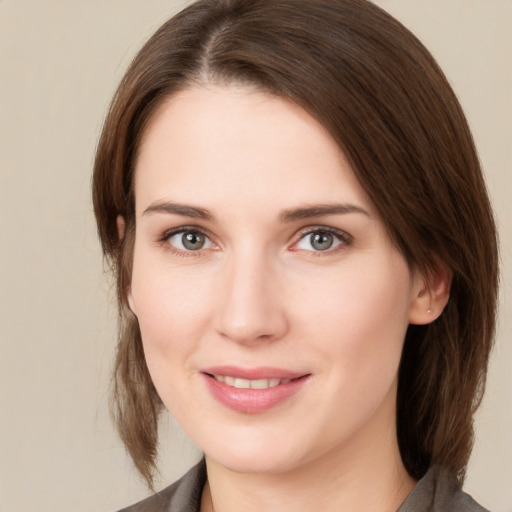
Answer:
[200,422,415,512]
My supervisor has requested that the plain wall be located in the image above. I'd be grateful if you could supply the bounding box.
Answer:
[1,1,510,511]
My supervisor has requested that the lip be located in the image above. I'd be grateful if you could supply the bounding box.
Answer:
[202,366,306,380]
[201,366,311,414]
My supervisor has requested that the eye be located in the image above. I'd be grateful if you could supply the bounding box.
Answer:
[294,228,351,253]
[165,229,215,252]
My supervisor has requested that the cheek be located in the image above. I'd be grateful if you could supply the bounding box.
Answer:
[129,265,215,419]
[295,254,413,371]
[129,254,216,371]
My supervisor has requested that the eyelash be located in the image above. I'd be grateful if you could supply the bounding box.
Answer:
[157,226,216,258]
[292,226,353,255]
[157,225,353,257]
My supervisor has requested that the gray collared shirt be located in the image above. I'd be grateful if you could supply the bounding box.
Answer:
[117,460,490,512]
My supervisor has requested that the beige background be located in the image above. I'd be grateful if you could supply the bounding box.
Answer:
[1,1,511,511]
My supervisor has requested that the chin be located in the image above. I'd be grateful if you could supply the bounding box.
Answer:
[201,430,305,475]
[209,451,301,476]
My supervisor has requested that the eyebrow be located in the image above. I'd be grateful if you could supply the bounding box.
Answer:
[142,202,215,222]
[278,203,370,223]
[142,201,370,223]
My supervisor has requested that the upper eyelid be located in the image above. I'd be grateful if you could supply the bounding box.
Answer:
[287,225,352,255]
[158,226,218,255]
[159,225,214,241]
[294,225,352,240]
[157,224,352,251]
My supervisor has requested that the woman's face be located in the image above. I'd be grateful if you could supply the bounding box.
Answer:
[128,85,425,474]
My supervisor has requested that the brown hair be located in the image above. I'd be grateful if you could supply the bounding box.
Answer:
[93,0,499,487]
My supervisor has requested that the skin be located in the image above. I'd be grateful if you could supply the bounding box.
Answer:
[125,85,449,512]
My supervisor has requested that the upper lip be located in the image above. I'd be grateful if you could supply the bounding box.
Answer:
[201,366,309,380]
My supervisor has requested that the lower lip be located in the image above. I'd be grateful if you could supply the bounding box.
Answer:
[202,374,310,414]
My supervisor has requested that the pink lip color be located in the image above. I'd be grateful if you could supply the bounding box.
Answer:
[201,366,310,414]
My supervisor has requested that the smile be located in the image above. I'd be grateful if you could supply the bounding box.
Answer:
[212,375,292,389]
[202,367,311,413]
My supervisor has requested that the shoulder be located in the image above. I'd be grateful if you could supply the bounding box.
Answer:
[399,466,491,512]
[116,460,206,512]
[434,466,491,512]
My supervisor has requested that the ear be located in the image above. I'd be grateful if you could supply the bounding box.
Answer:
[116,215,137,315]
[408,264,452,325]
[127,288,137,316]
[116,215,126,241]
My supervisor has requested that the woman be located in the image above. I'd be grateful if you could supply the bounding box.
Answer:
[93,0,499,511]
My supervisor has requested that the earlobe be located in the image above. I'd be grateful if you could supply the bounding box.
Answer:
[408,265,452,325]
[116,215,126,241]
[127,289,137,316]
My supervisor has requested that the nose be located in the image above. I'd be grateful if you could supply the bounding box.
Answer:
[214,251,289,344]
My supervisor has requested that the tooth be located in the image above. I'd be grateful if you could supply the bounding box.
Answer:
[224,376,236,386]
[234,378,251,389]
[217,376,287,389]
[251,379,270,389]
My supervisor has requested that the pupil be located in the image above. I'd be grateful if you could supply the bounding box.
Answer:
[311,232,333,251]
[183,232,204,250]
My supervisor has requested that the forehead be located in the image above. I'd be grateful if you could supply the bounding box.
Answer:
[134,85,375,217]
